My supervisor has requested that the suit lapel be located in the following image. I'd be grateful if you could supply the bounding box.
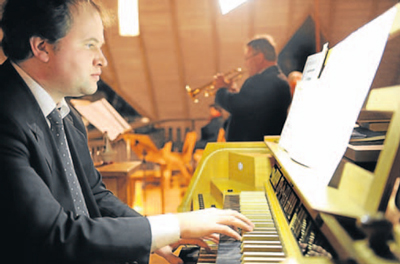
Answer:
[27,121,54,172]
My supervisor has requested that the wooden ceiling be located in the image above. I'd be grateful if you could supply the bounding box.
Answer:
[0,0,399,124]
[99,0,399,123]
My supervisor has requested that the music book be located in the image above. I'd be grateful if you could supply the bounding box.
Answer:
[278,5,398,186]
[350,126,386,143]
[359,121,390,132]
[357,109,391,132]
[71,98,132,141]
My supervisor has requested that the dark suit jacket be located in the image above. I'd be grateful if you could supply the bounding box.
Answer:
[215,65,291,141]
[0,60,151,264]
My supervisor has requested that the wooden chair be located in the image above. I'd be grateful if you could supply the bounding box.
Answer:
[162,131,197,186]
[216,127,226,142]
[177,130,197,173]
[120,133,168,209]
[121,131,197,186]
[121,133,166,165]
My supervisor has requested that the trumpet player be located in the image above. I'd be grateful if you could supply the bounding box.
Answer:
[213,34,292,141]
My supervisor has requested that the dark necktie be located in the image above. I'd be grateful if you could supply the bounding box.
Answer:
[48,108,89,216]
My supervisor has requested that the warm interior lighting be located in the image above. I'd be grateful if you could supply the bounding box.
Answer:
[218,0,247,15]
[118,0,140,37]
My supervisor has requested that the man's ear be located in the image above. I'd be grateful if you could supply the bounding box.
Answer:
[29,36,50,62]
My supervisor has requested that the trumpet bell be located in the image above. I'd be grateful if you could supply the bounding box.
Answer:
[185,85,200,103]
[185,67,245,103]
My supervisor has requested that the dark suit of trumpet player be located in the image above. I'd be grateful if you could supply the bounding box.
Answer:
[0,1,254,264]
[214,35,292,141]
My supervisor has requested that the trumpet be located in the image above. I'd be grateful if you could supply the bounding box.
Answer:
[185,67,245,103]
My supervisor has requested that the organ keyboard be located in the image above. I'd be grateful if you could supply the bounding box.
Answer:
[179,141,340,263]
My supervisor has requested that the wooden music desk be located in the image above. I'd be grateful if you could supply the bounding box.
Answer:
[96,161,142,205]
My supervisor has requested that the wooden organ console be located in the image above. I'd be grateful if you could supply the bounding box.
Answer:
[178,84,400,264]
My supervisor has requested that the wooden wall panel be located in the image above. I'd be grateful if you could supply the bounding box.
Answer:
[176,0,218,118]
[101,0,155,119]
[140,0,181,120]
[215,2,251,71]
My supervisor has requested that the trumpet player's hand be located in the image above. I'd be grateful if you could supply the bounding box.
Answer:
[213,73,231,90]
[228,82,239,93]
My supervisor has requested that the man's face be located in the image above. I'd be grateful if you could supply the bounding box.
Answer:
[244,46,262,77]
[209,106,221,117]
[46,4,107,102]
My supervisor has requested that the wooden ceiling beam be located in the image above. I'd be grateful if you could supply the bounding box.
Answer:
[103,31,153,120]
[169,0,190,119]
[138,32,159,120]
[210,0,220,73]
[248,0,255,40]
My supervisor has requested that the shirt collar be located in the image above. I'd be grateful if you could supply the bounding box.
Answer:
[11,62,70,119]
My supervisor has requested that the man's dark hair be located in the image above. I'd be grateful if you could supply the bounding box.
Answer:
[210,104,222,113]
[0,0,104,62]
[247,34,277,62]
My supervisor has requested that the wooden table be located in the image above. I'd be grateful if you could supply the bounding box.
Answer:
[96,161,142,206]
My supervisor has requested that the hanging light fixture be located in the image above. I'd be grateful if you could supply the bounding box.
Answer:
[118,0,140,36]
[218,0,247,15]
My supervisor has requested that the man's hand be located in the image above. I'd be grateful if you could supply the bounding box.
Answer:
[176,208,254,241]
[213,74,231,90]
[154,238,211,264]
[153,208,253,264]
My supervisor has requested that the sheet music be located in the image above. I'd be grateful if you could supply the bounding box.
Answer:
[302,43,329,81]
[279,6,397,186]
[73,98,131,141]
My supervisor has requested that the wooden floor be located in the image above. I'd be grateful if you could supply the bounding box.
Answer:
[129,172,188,264]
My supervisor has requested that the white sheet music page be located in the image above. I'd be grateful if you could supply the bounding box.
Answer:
[278,6,397,186]
[73,98,131,141]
